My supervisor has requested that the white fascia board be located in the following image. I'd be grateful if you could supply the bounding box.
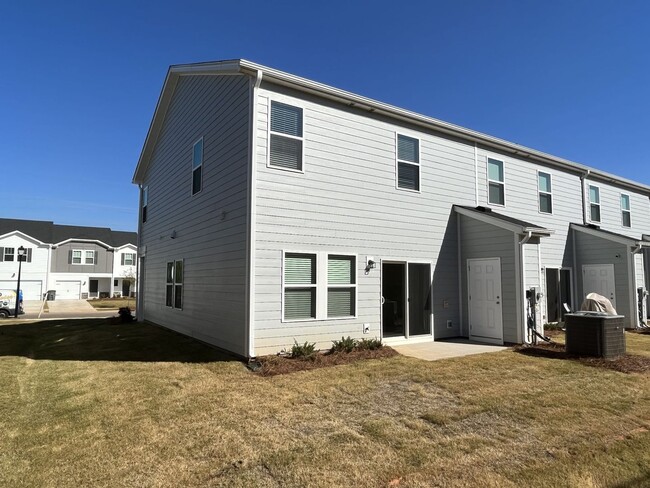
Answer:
[114,243,137,251]
[0,230,48,246]
[570,224,640,247]
[454,206,552,237]
[52,238,113,249]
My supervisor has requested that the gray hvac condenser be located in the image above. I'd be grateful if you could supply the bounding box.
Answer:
[564,313,626,359]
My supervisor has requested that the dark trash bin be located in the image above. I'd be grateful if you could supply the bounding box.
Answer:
[45,290,56,301]
[565,312,625,359]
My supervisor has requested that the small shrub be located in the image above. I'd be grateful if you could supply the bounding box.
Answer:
[331,336,357,353]
[357,338,383,350]
[118,307,134,323]
[291,340,316,359]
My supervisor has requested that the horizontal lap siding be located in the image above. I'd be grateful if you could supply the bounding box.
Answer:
[477,150,582,270]
[140,74,250,356]
[585,179,650,239]
[574,231,632,328]
[253,84,476,355]
[459,216,518,343]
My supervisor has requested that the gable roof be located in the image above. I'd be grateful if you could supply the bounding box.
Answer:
[454,206,553,236]
[571,223,650,247]
[133,59,650,196]
[0,218,137,248]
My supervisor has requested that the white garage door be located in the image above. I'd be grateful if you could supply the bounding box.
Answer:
[0,280,43,300]
[55,281,81,300]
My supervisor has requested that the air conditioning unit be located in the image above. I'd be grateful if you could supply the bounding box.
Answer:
[565,313,625,359]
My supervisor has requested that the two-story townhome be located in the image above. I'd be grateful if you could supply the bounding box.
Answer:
[0,219,137,300]
[133,59,650,358]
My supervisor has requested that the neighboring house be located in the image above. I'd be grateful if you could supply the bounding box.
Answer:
[0,219,137,300]
[132,59,650,358]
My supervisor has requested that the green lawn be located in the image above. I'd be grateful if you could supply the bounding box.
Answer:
[0,319,648,487]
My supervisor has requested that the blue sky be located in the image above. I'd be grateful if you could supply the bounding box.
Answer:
[1,1,648,232]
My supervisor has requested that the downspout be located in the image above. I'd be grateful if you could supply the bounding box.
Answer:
[245,69,263,358]
[519,231,533,344]
[136,184,144,321]
[631,243,644,328]
[580,170,591,225]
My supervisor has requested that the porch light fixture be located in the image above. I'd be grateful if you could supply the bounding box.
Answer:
[365,259,376,273]
[14,246,26,318]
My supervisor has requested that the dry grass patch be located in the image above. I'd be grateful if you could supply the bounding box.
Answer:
[87,297,135,310]
[1,319,649,487]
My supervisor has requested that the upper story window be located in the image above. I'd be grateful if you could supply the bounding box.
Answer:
[0,247,32,263]
[192,138,203,195]
[3,247,15,262]
[589,185,601,222]
[538,172,553,214]
[621,194,631,227]
[71,250,82,264]
[269,101,303,171]
[487,158,505,205]
[396,134,420,191]
[142,186,149,223]
[121,253,135,266]
[85,250,95,265]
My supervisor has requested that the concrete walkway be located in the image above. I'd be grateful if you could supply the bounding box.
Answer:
[45,299,98,314]
[393,339,509,361]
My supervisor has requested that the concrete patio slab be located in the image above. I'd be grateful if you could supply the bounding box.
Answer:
[45,299,97,314]
[393,339,509,361]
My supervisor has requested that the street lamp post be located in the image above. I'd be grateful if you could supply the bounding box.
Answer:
[14,246,26,318]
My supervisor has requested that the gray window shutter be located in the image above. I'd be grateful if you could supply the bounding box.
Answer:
[68,250,73,264]
[121,254,125,265]
[0,247,3,262]
[27,248,32,263]
[95,250,98,265]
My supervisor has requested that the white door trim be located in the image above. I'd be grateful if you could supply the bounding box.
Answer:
[467,257,504,344]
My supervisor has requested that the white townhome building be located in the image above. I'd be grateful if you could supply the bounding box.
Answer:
[0,219,137,300]
[133,60,650,358]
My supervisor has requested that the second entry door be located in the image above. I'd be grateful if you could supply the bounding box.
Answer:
[582,264,616,308]
[468,258,503,341]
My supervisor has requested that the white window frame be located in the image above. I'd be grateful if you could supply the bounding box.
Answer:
[71,249,83,265]
[123,253,135,266]
[537,170,553,215]
[395,133,421,193]
[165,259,183,310]
[267,98,305,174]
[84,250,95,265]
[487,157,506,206]
[191,137,203,196]
[281,251,358,323]
[588,184,601,223]
[142,185,148,224]
[620,193,631,228]
[3,247,15,262]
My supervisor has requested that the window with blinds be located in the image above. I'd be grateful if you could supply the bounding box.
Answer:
[284,253,316,320]
[283,252,356,321]
[397,134,420,191]
[621,194,631,227]
[589,185,601,222]
[487,158,505,205]
[269,101,303,171]
[538,172,553,214]
[327,255,356,318]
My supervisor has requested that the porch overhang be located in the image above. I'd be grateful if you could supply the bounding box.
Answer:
[454,206,553,238]
[570,224,650,251]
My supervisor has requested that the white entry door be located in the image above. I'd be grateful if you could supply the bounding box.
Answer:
[468,258,503,342]
[582,264,616,308]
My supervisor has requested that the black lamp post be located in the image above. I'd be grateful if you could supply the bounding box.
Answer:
[14,246,26,318]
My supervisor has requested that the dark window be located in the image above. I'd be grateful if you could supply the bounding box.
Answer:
[269,102,303,171]
[192,139,203,195]
[166,260,183,309]
[397,134,420,191]
[142,186,149,223]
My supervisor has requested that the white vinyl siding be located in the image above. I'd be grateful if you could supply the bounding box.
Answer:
[538,171,553,214]
[487,158,505,205]
[621,194,631,227]
[396,134,420,191]
[269,101,303,171]
[589,185,601,222]
[192,138,203,195]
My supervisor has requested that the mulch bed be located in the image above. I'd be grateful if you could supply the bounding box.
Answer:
[514,341,650,374]
[251,347,399,377]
